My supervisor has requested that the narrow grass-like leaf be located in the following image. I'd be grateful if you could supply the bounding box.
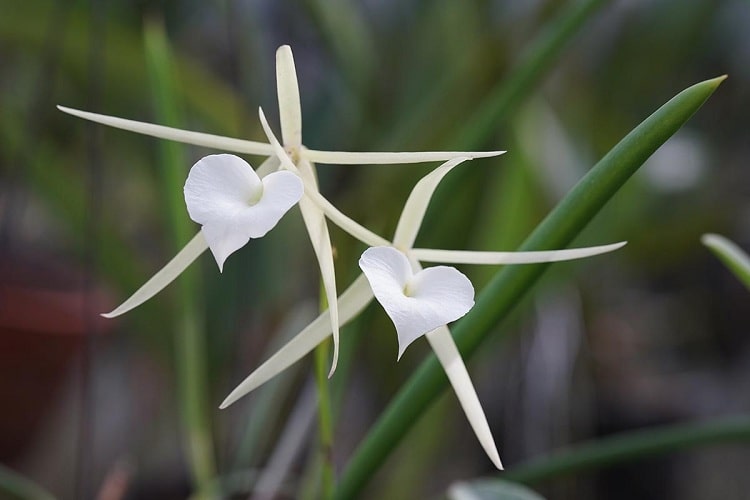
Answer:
[454,0,609,149]
[701,233,750,291]
[143,18,216,495]
[335,76,725,498]
[502,416,750,485]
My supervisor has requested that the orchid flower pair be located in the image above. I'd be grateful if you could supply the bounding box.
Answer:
[61,45,625,469]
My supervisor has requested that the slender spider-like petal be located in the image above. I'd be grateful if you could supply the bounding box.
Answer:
[101,231,208,318]
[392,157,470,249]
[359,246,474,357]
[57,105,275,156]
[258,109,342,377]
[184,154,303,271]
[276,45,303,150]
[425,326,503,470]
[411,241,628,264]
[220,274,374,409]
[304,188,390,247]
[302,149,505,165]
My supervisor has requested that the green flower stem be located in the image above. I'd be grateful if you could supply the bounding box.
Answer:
[144,19,216,497]
[314,287,335,497]
[0,464,55,500]
[503,416,750,484]
[335,76,725,499]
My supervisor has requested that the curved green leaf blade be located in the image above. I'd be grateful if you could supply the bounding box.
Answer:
[702,233,750,291]
[335,75,726,499]
[503,416,750,485]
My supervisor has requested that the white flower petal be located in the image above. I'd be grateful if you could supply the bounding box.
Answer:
[57,106,275,155]
[256,111,343,377]
[359,246,474,357]
[184,154,303,271]
[426,326,503,470]
[220,274,374,409]
[411,241,628,264]
[302,149,505,165]
[276,45,303,149]
[392,157,470,248]
[298,187,342,377]
[102,232,208,318]
[256,155,280,178]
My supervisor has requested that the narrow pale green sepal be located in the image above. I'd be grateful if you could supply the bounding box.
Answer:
[411,241,626,265]
[426,327,502,470]
[220,275,373,408]
[702,233,750,291]
[392,157,470,248]
[57,105,275,155]
[303,149,504,165]
[102,231,207,318]
[276,45,303,149]
[257,109,342,377]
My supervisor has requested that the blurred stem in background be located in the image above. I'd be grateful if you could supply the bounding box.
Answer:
[143,18,216,497]
[503,416,750,485]
[0,465,56,500]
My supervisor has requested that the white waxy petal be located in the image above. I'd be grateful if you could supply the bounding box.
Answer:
[411,241,628,265]
[220,274,374,409]
[57,106,275,156]
[359,246,475,358]
[102,231,208,318]
[276,45,303,149]
[392,157,470,248]
[184,154,303,271]
[302,149,505,165]
[426,326,503,470]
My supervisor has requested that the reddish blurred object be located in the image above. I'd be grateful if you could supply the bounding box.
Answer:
[0,251,114,461]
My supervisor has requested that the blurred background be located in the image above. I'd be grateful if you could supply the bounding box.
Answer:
[1,0,749,498]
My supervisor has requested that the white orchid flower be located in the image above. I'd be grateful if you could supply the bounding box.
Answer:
[221,153,627,469]
[59,45,504,376]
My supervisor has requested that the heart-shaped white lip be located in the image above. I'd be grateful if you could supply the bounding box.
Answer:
[184,154,303,271]
[359,246,475,358]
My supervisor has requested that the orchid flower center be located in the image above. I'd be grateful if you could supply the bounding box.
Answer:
[247,185,264,206]
[286,145,301,164]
